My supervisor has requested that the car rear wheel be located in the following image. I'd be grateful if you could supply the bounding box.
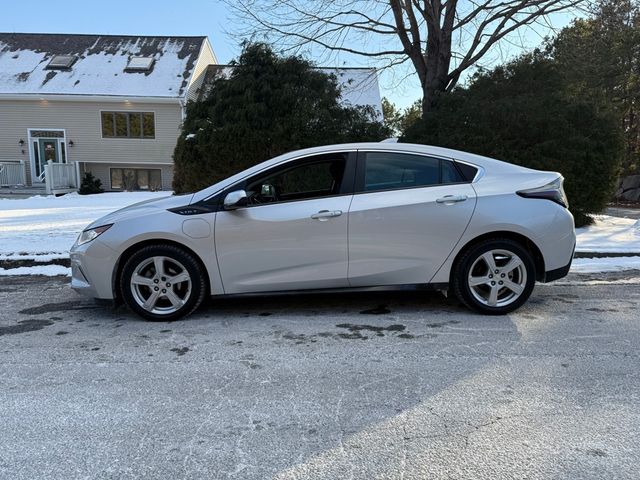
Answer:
[452,239,535,315]
[120,244,207,321]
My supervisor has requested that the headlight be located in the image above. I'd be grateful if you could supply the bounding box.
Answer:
[76,224,112,246]
[516,177,568,208]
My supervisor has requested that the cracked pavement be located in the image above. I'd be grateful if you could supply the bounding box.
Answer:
[0,271,639,479]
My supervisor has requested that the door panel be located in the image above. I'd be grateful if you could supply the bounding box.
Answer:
[215,195,352,294]
[348,184,476,286]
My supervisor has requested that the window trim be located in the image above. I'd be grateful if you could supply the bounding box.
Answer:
[354,150,472,195]
[100,110,156,139]
[214,151,358,210]
[109,167,163,191]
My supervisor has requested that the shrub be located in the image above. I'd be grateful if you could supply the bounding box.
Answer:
[172,43,390,194]
[78,172,104,195]
[401,54,622,226]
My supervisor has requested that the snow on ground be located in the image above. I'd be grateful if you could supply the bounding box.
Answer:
[571,256,640,273]
[0,192,170,261]
[575,215,640,253]
[0,265,70,276]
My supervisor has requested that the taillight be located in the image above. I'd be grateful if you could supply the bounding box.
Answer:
[516,177,568,208]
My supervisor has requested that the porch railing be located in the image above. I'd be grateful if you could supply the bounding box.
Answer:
[44,161,78,194]
[0,160,27,187]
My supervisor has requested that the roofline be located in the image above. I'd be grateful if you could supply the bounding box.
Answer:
[0,32,207,40]
[0,93,183,104]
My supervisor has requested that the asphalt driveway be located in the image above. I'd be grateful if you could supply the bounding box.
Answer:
[0,271,639,479]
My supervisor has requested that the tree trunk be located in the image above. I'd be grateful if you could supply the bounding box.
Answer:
[420,15,453,118]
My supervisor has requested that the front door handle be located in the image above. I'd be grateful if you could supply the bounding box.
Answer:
[311,210,343,221]
[436,195,468,204]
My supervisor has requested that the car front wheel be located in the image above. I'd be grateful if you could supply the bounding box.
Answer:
[120,244,207,321]
[452,239,536,315]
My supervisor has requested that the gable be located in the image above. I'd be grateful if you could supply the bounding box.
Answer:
[0,33,207,98]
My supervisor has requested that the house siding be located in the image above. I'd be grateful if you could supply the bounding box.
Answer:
[0,98,182,187]
[186,39,217,102]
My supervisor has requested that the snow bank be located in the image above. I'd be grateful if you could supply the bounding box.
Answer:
[576,215,640,253]
[0,265,70,276]
[0,192,170,260]
[570,256,640,274]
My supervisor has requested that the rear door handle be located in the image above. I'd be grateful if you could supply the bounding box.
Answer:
[436,195,468,204]
[311,210,343,220]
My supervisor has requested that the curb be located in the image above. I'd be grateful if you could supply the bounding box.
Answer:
[574,252,640,259]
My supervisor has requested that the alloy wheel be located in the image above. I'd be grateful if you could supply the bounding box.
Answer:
[130,256,192,315]
[467,249,527,308]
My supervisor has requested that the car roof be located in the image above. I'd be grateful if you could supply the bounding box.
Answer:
[190,142,537,203]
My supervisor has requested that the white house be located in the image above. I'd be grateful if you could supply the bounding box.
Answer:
[0,33,382,192]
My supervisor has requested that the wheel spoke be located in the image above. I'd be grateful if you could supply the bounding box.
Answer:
[169,272,190,284]
[142,290,161,311]
[503,279,524,295]
[502,257,523,274]
[487,286,499,306]
[153,257,164,277]
[482,252,497,272]
[165,289,185,308]
[131,274,155,286]
[469,276,491,287]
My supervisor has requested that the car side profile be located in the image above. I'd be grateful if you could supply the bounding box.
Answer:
[70,143,576,320]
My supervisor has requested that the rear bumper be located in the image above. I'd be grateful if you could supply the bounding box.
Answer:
[543,244,574,282]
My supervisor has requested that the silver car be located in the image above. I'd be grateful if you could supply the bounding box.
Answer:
[70,143,575,320]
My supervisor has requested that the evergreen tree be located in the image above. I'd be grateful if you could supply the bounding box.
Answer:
[173,43,389,193]
[402,53,622,226]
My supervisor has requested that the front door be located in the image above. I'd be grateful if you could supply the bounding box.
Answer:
[214,152,356,294]
[32,135,65,181]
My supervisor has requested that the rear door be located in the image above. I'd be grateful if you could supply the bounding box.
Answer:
[348,150,477,287]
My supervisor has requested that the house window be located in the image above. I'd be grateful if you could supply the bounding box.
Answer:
[101,112,155,139]
[110,168,162,191]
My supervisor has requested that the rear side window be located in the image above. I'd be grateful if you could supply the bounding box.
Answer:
[362,152,465,192]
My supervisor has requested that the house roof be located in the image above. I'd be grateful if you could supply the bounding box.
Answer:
[0,33,208,98]
[195,64,383,115]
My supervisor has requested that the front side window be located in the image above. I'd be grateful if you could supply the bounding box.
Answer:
[101,112,155,139]
[245,155,347,205]
[362,152,465,192]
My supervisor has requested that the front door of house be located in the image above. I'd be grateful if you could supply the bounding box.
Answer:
[30,130,66,181]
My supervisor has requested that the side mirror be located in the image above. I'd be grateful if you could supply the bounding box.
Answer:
[223,190,248,210]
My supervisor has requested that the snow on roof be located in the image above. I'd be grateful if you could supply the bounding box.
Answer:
[0,33,207,98]
[195,65,383,116]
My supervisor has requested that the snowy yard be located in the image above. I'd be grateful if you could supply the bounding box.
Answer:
[1,193,639,276]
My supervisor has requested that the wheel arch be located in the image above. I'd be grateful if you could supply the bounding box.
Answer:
[112,239,211,302]
[450,231,546,283]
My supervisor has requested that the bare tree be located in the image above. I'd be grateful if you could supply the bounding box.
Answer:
[226,0,586,116]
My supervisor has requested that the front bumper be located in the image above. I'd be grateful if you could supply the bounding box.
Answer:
[70,239,118,299]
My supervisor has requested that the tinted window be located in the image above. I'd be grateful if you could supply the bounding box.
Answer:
[246,155,346,205]
[455,162,479,182]
[363,152,465,192]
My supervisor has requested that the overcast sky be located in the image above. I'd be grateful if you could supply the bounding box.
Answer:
[0,0,580,109]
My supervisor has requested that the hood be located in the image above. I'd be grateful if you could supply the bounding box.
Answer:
[86,193,194,229]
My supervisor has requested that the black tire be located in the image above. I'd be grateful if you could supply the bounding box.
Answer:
[120,244,207,321]
[452,238,536,315]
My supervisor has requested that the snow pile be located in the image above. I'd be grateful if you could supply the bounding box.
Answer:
[575,215,640,253]
[571,256,640,273]
[0,265,70,276]
[0,192,170,261]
